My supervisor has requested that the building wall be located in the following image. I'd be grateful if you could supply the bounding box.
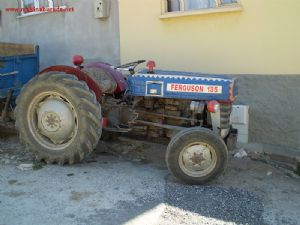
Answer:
[119,0,300,74]
[0,0,120,69]
[119,0,300,151]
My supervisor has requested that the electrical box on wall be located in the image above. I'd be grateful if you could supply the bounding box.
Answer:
[95,0,110,19]
[230,105,249,143]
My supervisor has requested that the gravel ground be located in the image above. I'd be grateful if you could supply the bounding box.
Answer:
[0,134,299,225]
[162,183,263,225]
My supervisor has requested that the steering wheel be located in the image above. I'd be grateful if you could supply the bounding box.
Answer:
[113,60,146,74]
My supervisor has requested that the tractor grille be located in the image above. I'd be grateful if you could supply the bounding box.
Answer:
[220,104,232,129]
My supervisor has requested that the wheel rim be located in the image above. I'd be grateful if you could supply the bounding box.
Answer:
[27,91,78,151]
[178,142,217,177]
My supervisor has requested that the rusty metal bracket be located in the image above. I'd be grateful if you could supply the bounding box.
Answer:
[1,90,13,122]
[137,110,202,124]
[135,119,185,131]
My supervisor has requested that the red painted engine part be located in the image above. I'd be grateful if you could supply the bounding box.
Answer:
[38,65,102,101]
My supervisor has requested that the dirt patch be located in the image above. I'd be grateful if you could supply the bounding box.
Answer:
[8,180,18,185]
[94,138,152,164]
[69,191,95,202]
[4,191,26,198]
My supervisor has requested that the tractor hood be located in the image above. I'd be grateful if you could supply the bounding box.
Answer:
[128,69,238,102]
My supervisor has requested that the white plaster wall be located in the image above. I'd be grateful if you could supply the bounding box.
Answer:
[0,0,120,69]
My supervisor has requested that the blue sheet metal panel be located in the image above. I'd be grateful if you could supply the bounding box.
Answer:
[0,46,39,98]
[128,69,237,101]
[137,69,233,79]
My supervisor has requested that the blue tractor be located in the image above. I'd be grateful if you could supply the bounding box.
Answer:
[1,43,238,184]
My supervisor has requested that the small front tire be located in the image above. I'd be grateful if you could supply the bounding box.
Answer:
[166,128,228,185]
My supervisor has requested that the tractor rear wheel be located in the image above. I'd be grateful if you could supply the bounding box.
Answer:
[166,128,228,185]
[15,72,102,164]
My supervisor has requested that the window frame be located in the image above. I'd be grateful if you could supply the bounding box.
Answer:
[18,0,56,17]
[160,0,242,19]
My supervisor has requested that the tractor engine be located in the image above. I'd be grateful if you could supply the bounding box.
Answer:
[132,97,205,139]
[131,98,232,140]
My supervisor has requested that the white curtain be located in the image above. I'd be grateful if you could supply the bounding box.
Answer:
[185,0,210,10]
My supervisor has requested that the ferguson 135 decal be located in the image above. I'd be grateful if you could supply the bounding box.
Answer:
[1,45,238,184]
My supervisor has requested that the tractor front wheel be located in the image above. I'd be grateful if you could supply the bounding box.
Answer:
[166,128,228,185]
[15,72,102,164]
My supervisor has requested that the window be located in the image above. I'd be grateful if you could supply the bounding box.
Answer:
[21,0,52,10]
[161,0,241,18]
[19,0,63,15]
[167,0,238,12]
[22,0,36,9]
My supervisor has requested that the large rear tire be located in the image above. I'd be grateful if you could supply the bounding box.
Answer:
[166,128,228,185]
[15,72,102,164]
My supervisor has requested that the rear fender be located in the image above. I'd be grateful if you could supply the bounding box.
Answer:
[38,65,102,100]
[86,62,127,94]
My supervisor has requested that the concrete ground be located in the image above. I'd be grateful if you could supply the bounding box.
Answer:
[0,135,299,225]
